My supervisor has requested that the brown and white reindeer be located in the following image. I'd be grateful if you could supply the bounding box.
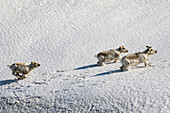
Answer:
[120,46,157,71]
[95,46,128,66]
[8,62,40,80]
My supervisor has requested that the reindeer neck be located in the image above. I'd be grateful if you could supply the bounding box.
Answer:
[28,64,34,71]
[142,49,150,57]
[115,48,121,54]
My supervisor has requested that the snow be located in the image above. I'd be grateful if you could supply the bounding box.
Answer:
[0,0,170,112]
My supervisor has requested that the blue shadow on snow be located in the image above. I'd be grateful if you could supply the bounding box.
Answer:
[92,69,122,77]
[0,79,18,86]
[74,64,99,70]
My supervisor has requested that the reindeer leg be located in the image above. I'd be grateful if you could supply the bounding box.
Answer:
[148,63,152,66]
[144,61,151,66]
[18,76,26,80]
[97,61,104,66]
[16,73,21,80]
[120,65,128,71]
[22,74,26,79]
[12,72,17,76]
[19,74,26,80]
[120,66,124,71]
[144,62,147,66]
[148,63,154,67]
[123,61,130,71]
[97,55,106,66]
[144,60,149,66]
[20,76,26,80]
[15,73,25,80]
[145,61,153,67]
[113,59,118,63]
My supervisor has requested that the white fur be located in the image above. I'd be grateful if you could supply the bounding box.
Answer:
[95,46,128,66]
[120,46,157,71]
[8,62,40,79]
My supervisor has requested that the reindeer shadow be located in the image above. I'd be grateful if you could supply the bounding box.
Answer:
[74,64,99,70]
[92,69,123,77]
[0,79,18,86]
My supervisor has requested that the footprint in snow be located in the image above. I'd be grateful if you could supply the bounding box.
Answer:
[56,70,65,72]
[63,78,69,81]
[32,81,48,85]
[78,85,84,87]
[63,89,69,92]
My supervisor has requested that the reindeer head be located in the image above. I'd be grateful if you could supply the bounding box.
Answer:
[145,46,157,56]
[118,46,128,53]
[31,62,40,68]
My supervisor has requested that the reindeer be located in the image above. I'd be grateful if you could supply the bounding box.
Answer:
[8,62,40,80]
[95,46,128,66]
[120,46,157,71]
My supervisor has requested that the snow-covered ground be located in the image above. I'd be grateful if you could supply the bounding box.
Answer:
[0,0,170,112]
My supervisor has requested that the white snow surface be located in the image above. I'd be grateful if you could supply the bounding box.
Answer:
[0,0,170,112]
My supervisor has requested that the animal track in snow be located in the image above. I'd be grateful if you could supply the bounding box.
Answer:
[32,81,48,85]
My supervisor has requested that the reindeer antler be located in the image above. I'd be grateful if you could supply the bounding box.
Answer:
[146,46,152,48]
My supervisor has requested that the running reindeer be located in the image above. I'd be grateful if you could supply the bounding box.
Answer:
[120,46,157,71]
[8,62,40,80]
[95,46,128,66]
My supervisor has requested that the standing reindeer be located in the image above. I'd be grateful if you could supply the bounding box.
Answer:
[120,46,157,71]
[95,46,128,66]
[8,62,40,80]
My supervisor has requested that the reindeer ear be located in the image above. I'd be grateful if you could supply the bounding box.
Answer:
[31,62,35,64]
[118,46,122,50]
[146,46,151,48]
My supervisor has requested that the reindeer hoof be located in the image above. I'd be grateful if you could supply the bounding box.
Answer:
[97,62,103,66]
[16,75,20,79]
[120,66,128,71]
[18,77,26,80]
[120,66,123,71]
[17,75,26,80]
[148,63,152,67]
